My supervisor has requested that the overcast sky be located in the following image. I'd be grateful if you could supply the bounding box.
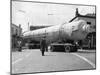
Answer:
[12,1,95,32]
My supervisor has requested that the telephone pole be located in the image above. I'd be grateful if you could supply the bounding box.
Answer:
[28,22,30,31]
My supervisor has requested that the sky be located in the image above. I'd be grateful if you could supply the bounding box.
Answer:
[12,1,95,32]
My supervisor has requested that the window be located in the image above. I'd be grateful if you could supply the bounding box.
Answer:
[16,29,18,35]
[11,27,14,33]
[87,22,91,25]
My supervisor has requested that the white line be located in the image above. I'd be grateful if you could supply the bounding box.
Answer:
[12,52,32,65]
[12,58,23,65]
[72,53,95,68]
[26,52,32,57]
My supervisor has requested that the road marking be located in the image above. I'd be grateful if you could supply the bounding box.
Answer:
[12,51,32,65]
[72,53,95,68]
[12,58,23,65]
[26,52,32,57]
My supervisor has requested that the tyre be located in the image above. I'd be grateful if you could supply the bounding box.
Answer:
[50,46,54,52]
[18,47,22,52]
[65,46,70,52]
[72,46,78,52]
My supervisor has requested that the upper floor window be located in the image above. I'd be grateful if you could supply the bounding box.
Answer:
[87,22,91,25]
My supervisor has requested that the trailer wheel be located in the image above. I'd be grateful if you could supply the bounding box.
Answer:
[50,46,54,52]
[65,46,70,52]
[73,46,78,52]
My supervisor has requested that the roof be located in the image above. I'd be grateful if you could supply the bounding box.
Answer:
[78,13,96,18]
[11,23,22,29]
[69,8,96,22]
[69,13,96,22]
[69,16,77,22]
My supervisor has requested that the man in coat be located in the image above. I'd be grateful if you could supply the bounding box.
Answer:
[40,37,47,56]
[17,40,22,52]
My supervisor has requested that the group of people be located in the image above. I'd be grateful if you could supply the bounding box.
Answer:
[17,40,22,52]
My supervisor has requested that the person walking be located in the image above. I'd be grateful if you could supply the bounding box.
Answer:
[17,40,22,52]
[40,37,46,56]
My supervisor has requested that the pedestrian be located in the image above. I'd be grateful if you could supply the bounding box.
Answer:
[78,40,83,50]
[40,37,46,56]
[17,40,22,52]
[45,43,48,52]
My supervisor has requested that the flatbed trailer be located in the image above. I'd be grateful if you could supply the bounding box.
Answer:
[50,43,78,52]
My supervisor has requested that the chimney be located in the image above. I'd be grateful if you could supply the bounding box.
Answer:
[28,22,30,31]
[76,8,79,16]
[19,24,21,28]
[19,24,22,36]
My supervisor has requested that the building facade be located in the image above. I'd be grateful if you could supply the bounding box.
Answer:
[11,24,22,49]
[69,8,96,49]
[11,24,22,36]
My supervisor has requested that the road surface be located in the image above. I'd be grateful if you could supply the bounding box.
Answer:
[11,49,96,74]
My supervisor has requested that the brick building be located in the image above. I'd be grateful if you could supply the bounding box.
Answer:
[11,23,22,49]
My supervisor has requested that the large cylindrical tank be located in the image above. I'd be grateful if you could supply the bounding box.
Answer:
[23,20,91,43]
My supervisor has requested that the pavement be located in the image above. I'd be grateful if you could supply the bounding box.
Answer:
[11,49,96,74]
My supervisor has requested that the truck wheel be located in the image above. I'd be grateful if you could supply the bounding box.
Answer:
[65,46,70,52]
[18,47,22,52]
[74,46,78,52]
[50,46,54,52]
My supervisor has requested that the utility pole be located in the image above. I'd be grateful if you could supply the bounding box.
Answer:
[28,22,30,31]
